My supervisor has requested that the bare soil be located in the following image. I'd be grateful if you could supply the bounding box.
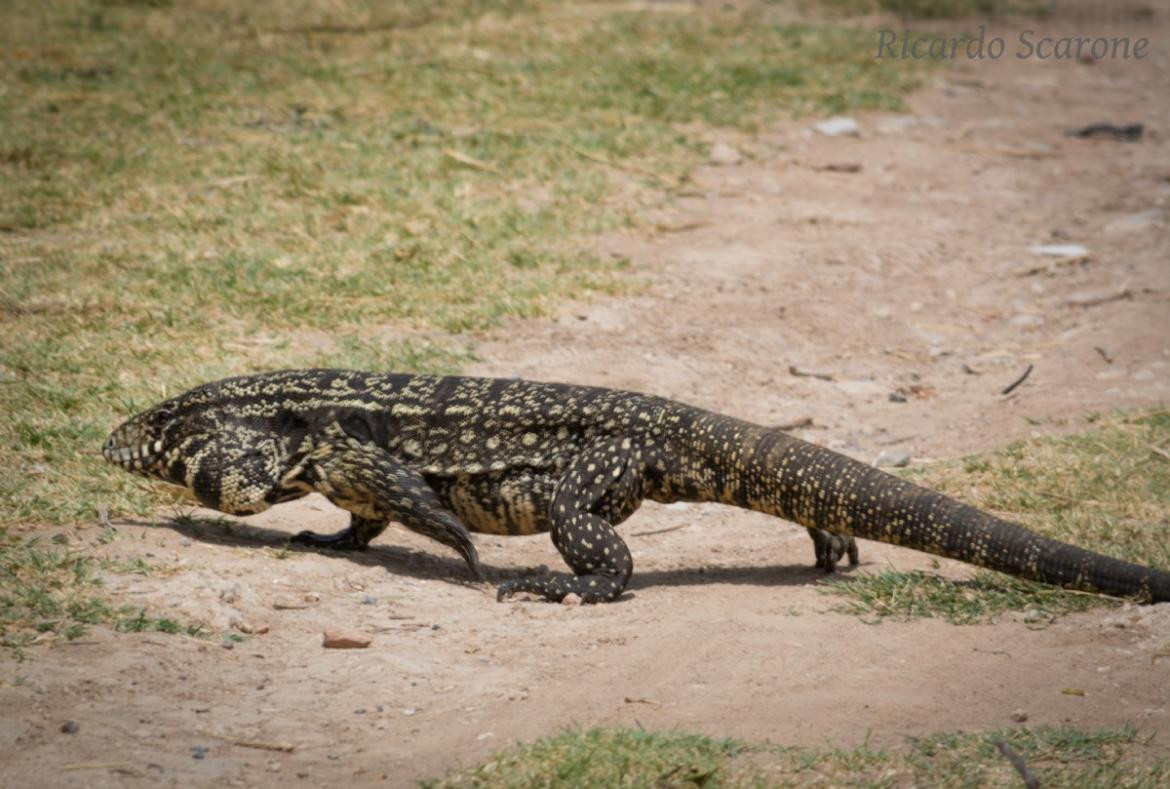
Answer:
[4,13,1170,788]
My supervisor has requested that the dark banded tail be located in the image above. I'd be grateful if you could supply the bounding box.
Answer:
[682,418,1170,601]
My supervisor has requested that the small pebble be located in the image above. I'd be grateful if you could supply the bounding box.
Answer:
[1028,243,1088,258]
[561,593,584,606]
[361,596,377,605]
[708,142,742,165]
[1010,709,1028,723]
[323,629,372,649]
[875,450,911,468]
[60,720,80,734]
[1009,314,1044,328]
[192,746,209,760]
[814,116,860,137]
[180,538,192,547]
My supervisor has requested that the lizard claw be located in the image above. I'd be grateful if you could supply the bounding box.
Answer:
[289,527,368,551]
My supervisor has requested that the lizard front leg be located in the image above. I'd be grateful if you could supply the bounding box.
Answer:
[497,439,644,604]
[290,423,482,579]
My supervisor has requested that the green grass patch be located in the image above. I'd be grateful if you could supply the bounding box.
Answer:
[825,411,1170,622]
[0,528,198,653]
[1,0,927,528]
[425,725,1167,787]
[114,606,204,638]
[423,728,753,788]
[823,569,1108,624]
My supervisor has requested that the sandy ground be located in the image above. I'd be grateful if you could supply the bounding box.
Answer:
[4,10,1170,789]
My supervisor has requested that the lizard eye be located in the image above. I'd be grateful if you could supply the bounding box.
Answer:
[149,408,174,428]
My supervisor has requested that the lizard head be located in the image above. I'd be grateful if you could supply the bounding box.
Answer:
[104,382,304,515]
[102,389,218,487]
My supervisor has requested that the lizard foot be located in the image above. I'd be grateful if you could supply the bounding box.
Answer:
[810,529,859,573]
[496,573,622,604]
[289,526,369,552]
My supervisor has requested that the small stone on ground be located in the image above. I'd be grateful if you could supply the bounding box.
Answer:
[323,629,372,649]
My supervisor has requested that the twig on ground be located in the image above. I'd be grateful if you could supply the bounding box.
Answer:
[442,149,500,175]
[1066,286,1131,308]
[233,739,296,753]
[62,763,130,772]
[257,19,430,36]
[631,524,689,538]
[774,416,814,431]
[569,146,664,180]
[996,740,1040,789]
[812,162,862,173]
[624,696,660,706]
[1001,364,1034,396]
[789,365,834,381]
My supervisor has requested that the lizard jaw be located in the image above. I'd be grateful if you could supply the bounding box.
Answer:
[102,438,165,471]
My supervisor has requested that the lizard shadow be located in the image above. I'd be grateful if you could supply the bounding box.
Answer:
[148,514,492,590]
[629,563,849,592]
[147,514,850,595]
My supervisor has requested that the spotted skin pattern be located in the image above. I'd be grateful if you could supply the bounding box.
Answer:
[104,369,1170,604]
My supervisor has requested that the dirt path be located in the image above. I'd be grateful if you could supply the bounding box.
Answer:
[4,12,1170,789]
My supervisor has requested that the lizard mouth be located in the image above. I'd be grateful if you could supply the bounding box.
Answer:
[102,438,165,471]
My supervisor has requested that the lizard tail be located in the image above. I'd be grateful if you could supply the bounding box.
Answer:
[715,427,1170,601]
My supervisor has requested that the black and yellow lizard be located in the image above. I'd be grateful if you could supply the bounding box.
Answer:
[103,369,1170,603]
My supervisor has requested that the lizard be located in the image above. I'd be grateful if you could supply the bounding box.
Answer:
[102,368,1170,604]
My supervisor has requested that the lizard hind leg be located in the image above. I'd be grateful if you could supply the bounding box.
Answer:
[497,439,642,604]
[497,510,633,603]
